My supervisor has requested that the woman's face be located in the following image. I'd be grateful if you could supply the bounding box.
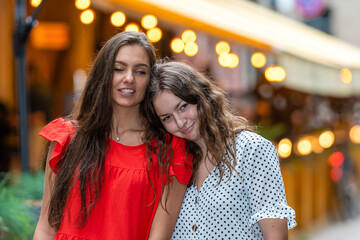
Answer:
[112,45,150,110]
[153,90,201,143]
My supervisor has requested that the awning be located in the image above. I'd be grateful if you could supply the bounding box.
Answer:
[97,0,360,69]
[92,0,360,97]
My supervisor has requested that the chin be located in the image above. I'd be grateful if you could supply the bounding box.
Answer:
[183,135,196,142]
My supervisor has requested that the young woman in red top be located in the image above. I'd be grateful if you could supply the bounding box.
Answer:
[33,32,192,240]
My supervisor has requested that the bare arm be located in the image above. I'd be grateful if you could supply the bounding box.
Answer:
[33,142,57,240]
[258,218,288,240]
[148,176,187,240]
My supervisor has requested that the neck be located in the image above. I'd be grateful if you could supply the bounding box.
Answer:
[194,138,210,165]
[195,138,207,156]
[111,105,144,144]
[112,105,142,128]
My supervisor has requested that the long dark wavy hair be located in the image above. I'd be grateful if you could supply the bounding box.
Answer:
[144,60,253,185]
[48,32,157,230]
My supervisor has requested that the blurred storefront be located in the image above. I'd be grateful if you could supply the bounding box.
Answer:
[1,0,360,239]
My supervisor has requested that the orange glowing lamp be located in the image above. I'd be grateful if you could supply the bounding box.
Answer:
[328,152,344,168]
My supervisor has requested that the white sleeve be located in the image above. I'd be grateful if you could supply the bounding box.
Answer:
[239,133,296,230]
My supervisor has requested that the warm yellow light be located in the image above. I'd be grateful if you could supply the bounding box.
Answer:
[297,138,312,155]
[218,53,239,68]
[340,67,352,84]
[309,136,323,154]
[228,53,239,68]
[31,0,42,7]
[141,15,157,30]
[265,66,286,82]
[278,138,292,158]
[80,9,95,25]
[147,27,162,42]
[349,125,360,144]
[318,131,335,148]
[251,52,267,68]
[125,23,139,32]
[171,38,185,53]
[184,42,198,56]
[181,30,196,43]
[218,53,232,68]
[30,22,70,50]
[215,41,230,55]
[110,11,126,27]
[75,0,90,10]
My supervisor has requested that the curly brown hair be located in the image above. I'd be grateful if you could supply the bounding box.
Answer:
[143,60,253,185]
[48,32,158,230]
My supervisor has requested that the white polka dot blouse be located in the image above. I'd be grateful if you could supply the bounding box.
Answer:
[171,131,296,239]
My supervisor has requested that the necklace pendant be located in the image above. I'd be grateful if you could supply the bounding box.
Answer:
[116,137,120,142]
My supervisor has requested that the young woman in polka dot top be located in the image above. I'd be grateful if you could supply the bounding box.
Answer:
[144,60,296,239]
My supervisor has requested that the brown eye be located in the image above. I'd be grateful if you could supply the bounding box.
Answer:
[114,68,124,72]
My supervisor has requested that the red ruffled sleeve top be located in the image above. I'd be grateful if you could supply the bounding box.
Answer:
[39,118,193,240]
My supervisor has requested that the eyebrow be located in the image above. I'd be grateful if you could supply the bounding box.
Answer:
[114,60,150,69]
[158,100,182,117]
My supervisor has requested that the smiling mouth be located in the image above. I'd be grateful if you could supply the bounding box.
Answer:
[119,89,135,94]
[181,122,195,134]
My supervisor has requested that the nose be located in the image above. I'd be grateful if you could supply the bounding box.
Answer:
[123,69,134,83]
[174,115,187,130]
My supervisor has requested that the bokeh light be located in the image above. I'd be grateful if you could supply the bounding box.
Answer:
[328,152,344,168]
[330,168,343,181]
[110,11,126,27]
[265,66,286,82]
[278,138,292,158]
[297,137,312,155]
[31,0,42,7]
[218,53,232,68]
[147,27,162,42]
[75,0,91,10]
[215,41,230,55]
[181,30,196,43]
[340,67,352,84]
[80,9,95,25]
[309,135,323,154]
[184,42,198,56]
[125,23,140,32]
[318,130,335,148]
[227,53,239,68]
[251,52,266,68]
[141,15,157,29]
[349,125,360,144]
[171,38,185,53]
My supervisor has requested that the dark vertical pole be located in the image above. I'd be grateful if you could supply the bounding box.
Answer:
[13,0,46,172]
[14,0,29,172]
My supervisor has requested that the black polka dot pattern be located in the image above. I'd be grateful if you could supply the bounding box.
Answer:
[172,131,296,239]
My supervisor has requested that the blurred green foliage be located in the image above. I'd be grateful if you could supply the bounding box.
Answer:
[0,171,44,240]
[256,122,288,141]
